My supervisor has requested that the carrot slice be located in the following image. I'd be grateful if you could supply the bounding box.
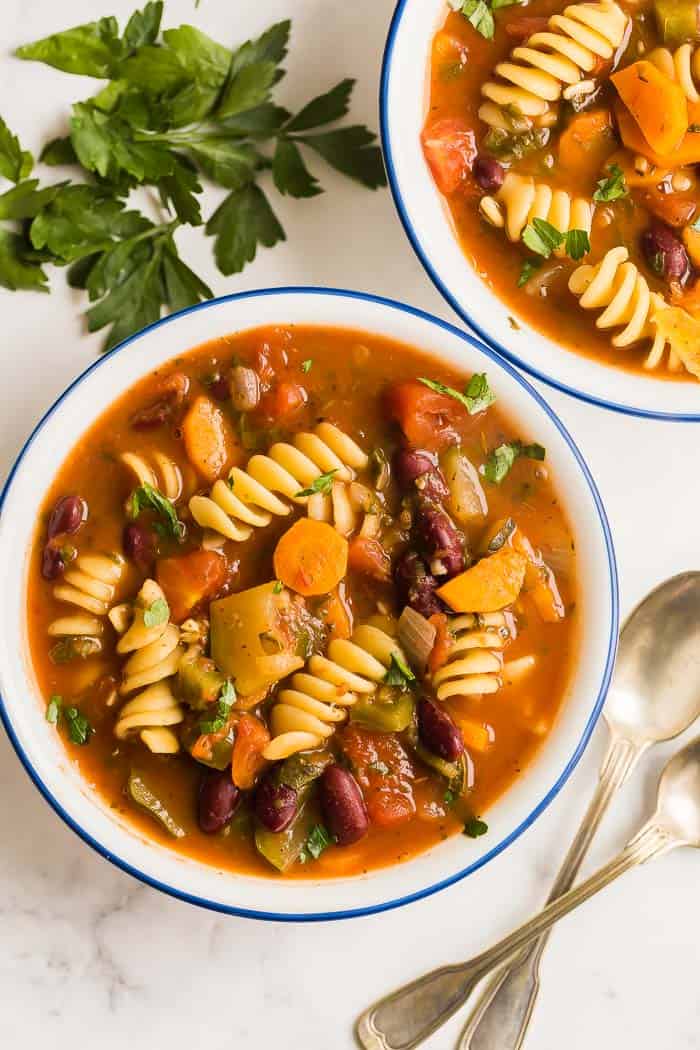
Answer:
[231,713,270,790]
[182,394,240,482]
[558,109,616,180]
[273,519,348,597]
[436,548,527,613]
[612,61,688,155]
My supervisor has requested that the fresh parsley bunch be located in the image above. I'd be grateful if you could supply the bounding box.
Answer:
[0,3,386,349]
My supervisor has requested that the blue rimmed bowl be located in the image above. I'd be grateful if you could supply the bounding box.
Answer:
[381,0,700,421]
[0,288,617,920]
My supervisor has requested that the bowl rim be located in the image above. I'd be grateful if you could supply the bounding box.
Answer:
[379,0,700,423]
[0,286,619,921]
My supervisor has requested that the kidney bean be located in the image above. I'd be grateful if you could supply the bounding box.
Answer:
[254,777,298,832]
[473,154,505,193]
[418,697,464,762]
[47,494,86,539]
[208,374,230,402]
[415,503,465,576]
[393,448,449,502]
[198,770,241,834]
[122,523,155,568]
[41,545,65,580]
[394,550,443,618]
[641,222,690,281]
[319,765,369,846]
[130,372,189,430]
[229,365,260,412]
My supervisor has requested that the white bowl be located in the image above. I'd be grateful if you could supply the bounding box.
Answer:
[0,288,618,920]
[381,0,700,421]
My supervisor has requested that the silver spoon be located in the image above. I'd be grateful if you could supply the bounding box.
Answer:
[456,571,700,1050]
[356,574,700,1050]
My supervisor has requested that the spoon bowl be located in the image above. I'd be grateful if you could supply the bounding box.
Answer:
[655,736,700,846]
[606,572,700,744]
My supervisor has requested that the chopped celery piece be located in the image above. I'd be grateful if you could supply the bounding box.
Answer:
[178,655,226,710]
[273,749,333,791]
[654,0,700,44]
[351,688,415,732]
[127,771,185,838]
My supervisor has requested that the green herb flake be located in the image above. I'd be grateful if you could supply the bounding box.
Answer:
[272,579,284,594]
[301,358,313,373]
[295,468,337,498]
[564,228,590,262]
[143,596,169,628]
[64,706,92,746]
[418,373,495,415]
[443,789,456,805]
[522,217,564,258]
[455,0,495,40]
[305,823,333,860]
[128,481,185,540]
[384,652,416,688]
[517,257,542,287]
[593,163,628,203]
[199,678,236,734]
[368,760,390,776]
[481,440,545,484]
[46,694,62,724]
[464,817,488,838]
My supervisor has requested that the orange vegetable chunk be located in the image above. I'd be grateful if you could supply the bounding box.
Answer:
[558,109,616,180]
[232,713,270,790]
[436,547,527,613]
[182,394,240,482]
[157,549,228,623]
[273,518,348,596]
[612,61,688,155]
[348,535,392,582]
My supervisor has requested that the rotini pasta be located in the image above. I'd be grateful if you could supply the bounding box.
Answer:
[189,422,369,542]
[479,2,629,131]
[568,246,682,370]
[431,613,512,700]
[263,625,405,760]
[648,44,700,103]
[120,450,182,501]
[49,552,125,640]
[114,579,185,753]
[480,173,592,248]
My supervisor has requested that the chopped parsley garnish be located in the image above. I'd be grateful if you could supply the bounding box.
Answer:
[199,679,236,735]
[301,358,313,373]
[593,164,628,203]
[64,706,92,745]
[295,468,337,498]
[272,579,284,594]
[384,652,416,688]
[143,596,169,628]
[449,0,522,39]
[45,694,62,724]
[443,788,456,805]
[304,823,333,860]
[481,440,545,484]
[368,760,391,776]
[127,482,184,540]
[464,817,488,838]
[418,372,495,415]
[517,257,542,287]
[522,218,590,261]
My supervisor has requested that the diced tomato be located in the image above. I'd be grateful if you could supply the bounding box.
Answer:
[231,714,270,789]
[428,612,451,674]
[385,379,463,451]
[254,340,289,392]
[319,584,353,641]
[272,381,308,418]
[635,189,696,229]
[421,118,477,196]
[156,549,228,623]
[348,536,392,582]
[339,726,416,828]
[503,15,549,41]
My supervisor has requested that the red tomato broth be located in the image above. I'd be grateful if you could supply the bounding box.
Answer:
[423,0,700,381]
[28,325,578,878]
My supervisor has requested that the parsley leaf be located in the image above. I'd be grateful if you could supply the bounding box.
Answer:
[272,580,284,594]
[564,228,591,261]
[272,139,322,198]
[64,706,93,745]
[384,652,416,688]
[301,358,313,373]
[143,596,169,628]
[304,823,333,860]
[455,0,495,39]
[443,789,456,805]
[464,817,488,838]
[286,79,355,133]
[293,126,386,189]
[295,469,338,498]
[0,115,33,183]
[593,163,628,203]
[517,257,542,287]
[198,679,236,734]
[128,481,185,539]
[481,441,545,484]
[522,217,564,258]
[0,229,49,292]
[15,17,125,78]
[206,183,285,276]
[418,373,495,414]
[46,695,62,724]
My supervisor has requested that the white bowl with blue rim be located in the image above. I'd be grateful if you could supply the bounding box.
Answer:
[0,288,617,920]
[381,0,700,421]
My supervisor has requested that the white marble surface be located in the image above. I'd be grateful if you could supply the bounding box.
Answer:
[1,1,699,1047]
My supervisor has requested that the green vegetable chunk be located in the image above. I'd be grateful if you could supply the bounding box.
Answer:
[178,653,226,710]
[255,796,318,872]
[128,770,186,838]
[351,687,415,733]
[654,0,700,44]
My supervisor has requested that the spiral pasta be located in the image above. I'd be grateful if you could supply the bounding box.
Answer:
[479,2,629,131]
[120,450,182,501]
[568,246,681,370]
[648,44,700,102]
[263,625,405,760]
[189,422,369,542]
[480,173,592,248]
[431,613,512,700]
[49,552,125,641]
[114,579,185,754]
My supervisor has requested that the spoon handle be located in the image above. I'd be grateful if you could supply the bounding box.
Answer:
[456,734,642,1050]
[356,821,674,1050]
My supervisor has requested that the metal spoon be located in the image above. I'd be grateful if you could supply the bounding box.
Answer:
[356,574,700,1050]
[456,571,700,1050]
